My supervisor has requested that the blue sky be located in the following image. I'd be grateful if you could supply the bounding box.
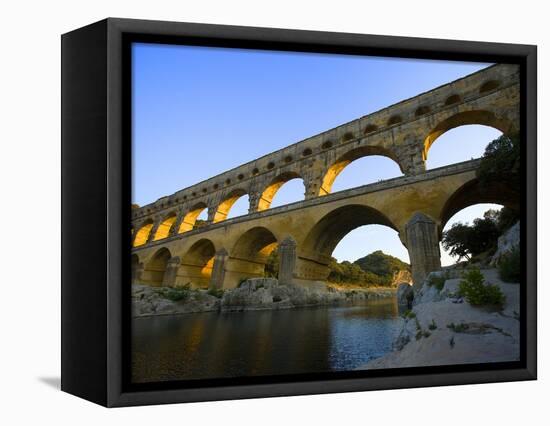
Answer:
[132,43,502,266]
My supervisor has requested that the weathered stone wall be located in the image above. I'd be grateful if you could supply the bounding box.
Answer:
[131,64,519,238]
[131,160,518,289]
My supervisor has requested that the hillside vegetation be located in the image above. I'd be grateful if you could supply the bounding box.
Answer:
[266,249,410,288]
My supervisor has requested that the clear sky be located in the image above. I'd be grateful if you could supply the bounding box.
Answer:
[132,43,502,266]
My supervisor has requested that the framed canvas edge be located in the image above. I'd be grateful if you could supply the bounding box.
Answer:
[95,18,537,407]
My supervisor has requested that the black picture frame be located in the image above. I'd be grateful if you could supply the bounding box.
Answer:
[61,17,537,407]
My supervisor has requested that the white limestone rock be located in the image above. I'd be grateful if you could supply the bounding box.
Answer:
[359,268,520,370]
[491,221,520,266]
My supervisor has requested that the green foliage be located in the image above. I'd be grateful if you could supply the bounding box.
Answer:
[478,133,520,194]
[447,322,470,333]
[264,250,279,278]
[264,248,410,288]
[428,319,437,331]
[207,288,225,298]
[486,207,520,234]
[442,207,518,263]
[428,274,447,291]
[442,216,499,261]
[401,309,416,319]
[158,285,191,302]
[499,247,521,283]
[441,223,473,261]
[354,250,410,277]
[458,269,505,307]
[327,250,410,288]
[328,258,390,287]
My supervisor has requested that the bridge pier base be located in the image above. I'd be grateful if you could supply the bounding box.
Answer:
[210,249,228,290]
[278,237,297,285]
[405,213,441,288]
[131,261,144,284]
[163,256,180,287]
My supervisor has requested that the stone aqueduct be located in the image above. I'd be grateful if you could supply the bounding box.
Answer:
[131,64,520,290]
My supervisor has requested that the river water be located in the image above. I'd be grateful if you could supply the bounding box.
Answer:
[131,297,403,383]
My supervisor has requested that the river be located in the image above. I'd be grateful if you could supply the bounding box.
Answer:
[131,296,402,383]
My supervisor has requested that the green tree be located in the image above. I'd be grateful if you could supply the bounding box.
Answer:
[354,250,410,277]
[264,249,279,278]
[442,208,514,262]
[442,222,474,261]
[478,133,520,193]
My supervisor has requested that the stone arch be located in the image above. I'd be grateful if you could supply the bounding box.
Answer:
[439,178,520,232]
[179,239,216,288]
[302,204,398,258]
[318,146,403,196]
[423,110,515,161]
[142,247,171,286]
[178,202,208,233]
[298,204,398,282]
[153,212,177,241]
[213,188,248,223]
[225,226,278,286]
[133,219,154,247]
[258,171,304,211]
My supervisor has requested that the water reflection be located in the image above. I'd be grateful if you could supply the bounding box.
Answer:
[132,297,402,383]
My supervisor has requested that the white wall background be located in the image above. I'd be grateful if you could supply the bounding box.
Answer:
[0,0,546,423]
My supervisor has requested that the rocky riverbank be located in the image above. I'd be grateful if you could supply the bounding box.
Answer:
[132,278,396,317]
[358,268,520,370]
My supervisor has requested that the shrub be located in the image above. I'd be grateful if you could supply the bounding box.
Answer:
[207,288,225,298]
[499,247,521,283]
[160,286,190,302]
[402,309,416,319]
[447,322,469,333]
[428,274,446,291]
[458,269,505,307]
[428,319,437,330]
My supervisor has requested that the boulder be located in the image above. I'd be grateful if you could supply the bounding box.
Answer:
[396,283,414,307]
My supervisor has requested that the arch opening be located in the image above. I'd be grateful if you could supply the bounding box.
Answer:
[258,172,305,210]
[226,227,278,286]
[213,189,249,222]
[440,203,512,266]
[299,205,403,284]
[142,248,171,286]
[179,203,208,233]
[426,124,503,169]
[133,219,154,247]
[319,146,403,196]
[180,239,216,288]
[423,110,513,163]
[153,212,177,240]
[439,178,519,232]
[329,225,410,287]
